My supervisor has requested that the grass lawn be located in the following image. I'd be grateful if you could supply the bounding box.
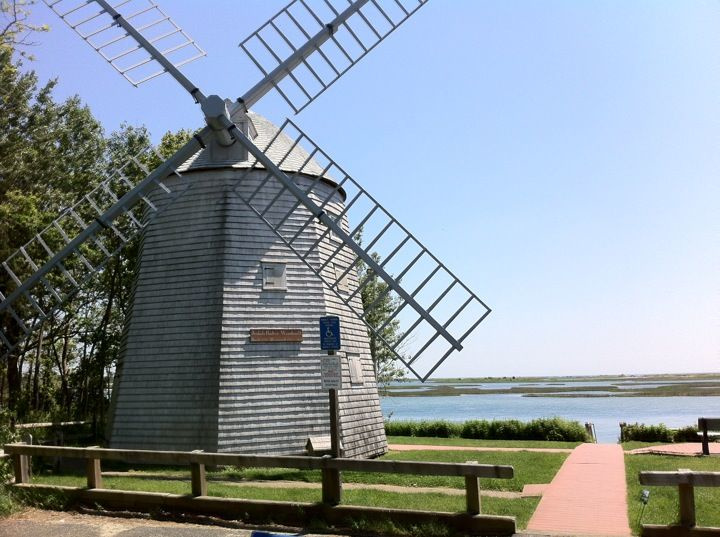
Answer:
[387,435,580,449]
[28,474,540,529]
[209,448,567,492]
[361,449,567,491]
[23,447,568,530]
[29,448,568,494]
[7,444,567,531]
[128,448,567,492]
[625,454,720,535]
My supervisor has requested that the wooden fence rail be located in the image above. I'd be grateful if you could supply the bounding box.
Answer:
[4,443,517,535]
[639,469,720,537]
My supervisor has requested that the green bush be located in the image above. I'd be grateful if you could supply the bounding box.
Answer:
[525,417,588,442]
[673,425,701,443]
[414,420,460,438]
[386,417,589,442]
[620,423,674,443]
[460,420,489,439]
[385,421,418,437]
[0,411,18,483]
[0,410,19,517]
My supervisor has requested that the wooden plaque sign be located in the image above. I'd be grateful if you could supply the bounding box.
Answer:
[250,329,303,343]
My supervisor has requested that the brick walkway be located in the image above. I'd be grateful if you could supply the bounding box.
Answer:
[526,444,631,536]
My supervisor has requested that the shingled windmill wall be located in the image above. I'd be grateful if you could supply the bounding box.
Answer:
[108,112,388,458]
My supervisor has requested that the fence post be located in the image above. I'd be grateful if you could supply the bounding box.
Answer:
[86,458,103,489]
[699,418,710,456]
[321,388,342,506]
[190,450,207,497]
[12,443,30,484]
[322,456,342,505]
[678,469,696,527]
[465,461,481,514]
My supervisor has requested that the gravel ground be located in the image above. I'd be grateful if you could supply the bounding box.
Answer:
[0,508,332,537]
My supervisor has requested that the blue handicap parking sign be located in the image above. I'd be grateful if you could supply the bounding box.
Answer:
[319,316,341,350]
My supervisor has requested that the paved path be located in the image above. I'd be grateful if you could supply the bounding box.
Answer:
[526,444,632,536]
[389,443,573,453]
[628,442,720,456]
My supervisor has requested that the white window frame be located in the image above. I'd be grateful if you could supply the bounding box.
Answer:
[262,262,287,291]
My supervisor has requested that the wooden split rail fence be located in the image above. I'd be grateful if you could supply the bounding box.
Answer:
[4,443,516,535]
[639,469,720,537]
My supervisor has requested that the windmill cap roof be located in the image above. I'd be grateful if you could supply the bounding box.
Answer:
[177,109,344,199]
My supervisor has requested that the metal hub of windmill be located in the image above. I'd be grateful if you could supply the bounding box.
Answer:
[0,0,491,455]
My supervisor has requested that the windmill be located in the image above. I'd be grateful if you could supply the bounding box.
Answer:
[0,0,491,456]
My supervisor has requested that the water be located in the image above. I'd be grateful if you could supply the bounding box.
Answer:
[380,393,720,443]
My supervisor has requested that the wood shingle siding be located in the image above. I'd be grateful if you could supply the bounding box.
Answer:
[108,112,386,458]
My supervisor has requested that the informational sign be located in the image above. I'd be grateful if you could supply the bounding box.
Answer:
[319,316,341,350]
[321,355,342,390]
[250,329,303,343]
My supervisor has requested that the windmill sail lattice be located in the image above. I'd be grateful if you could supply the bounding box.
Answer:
[239,0,429,113]
[229,119,490,381]
[43,0,206,86]
[0,142,201,354]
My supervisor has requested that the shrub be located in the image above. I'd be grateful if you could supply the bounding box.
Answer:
[413,420,460,438]
[386,417,589,442]
[620,423,674,443]
[0,410,19,517]
[460,420,489,439]
[0,410,18,484]
[525,417,588,442]
[673,425,700,443]
[384,420,418,437]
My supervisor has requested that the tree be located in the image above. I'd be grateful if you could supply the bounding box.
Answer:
[0,44,105,416]
[0,19,195,429]
[356,236,407,385]
[1,1,48,57]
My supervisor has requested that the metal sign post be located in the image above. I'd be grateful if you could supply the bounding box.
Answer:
[319,316,342,504]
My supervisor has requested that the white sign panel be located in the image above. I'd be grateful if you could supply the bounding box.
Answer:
[321,356,342,390]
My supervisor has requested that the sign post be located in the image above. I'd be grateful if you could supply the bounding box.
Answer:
[319,316,342,505]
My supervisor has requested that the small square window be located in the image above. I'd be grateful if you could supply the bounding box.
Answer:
[334,263,349,294]
[348,355,364,386]
[262,262,287,291]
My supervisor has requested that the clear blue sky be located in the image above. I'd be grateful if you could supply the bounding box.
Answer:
[23,1,719,377]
